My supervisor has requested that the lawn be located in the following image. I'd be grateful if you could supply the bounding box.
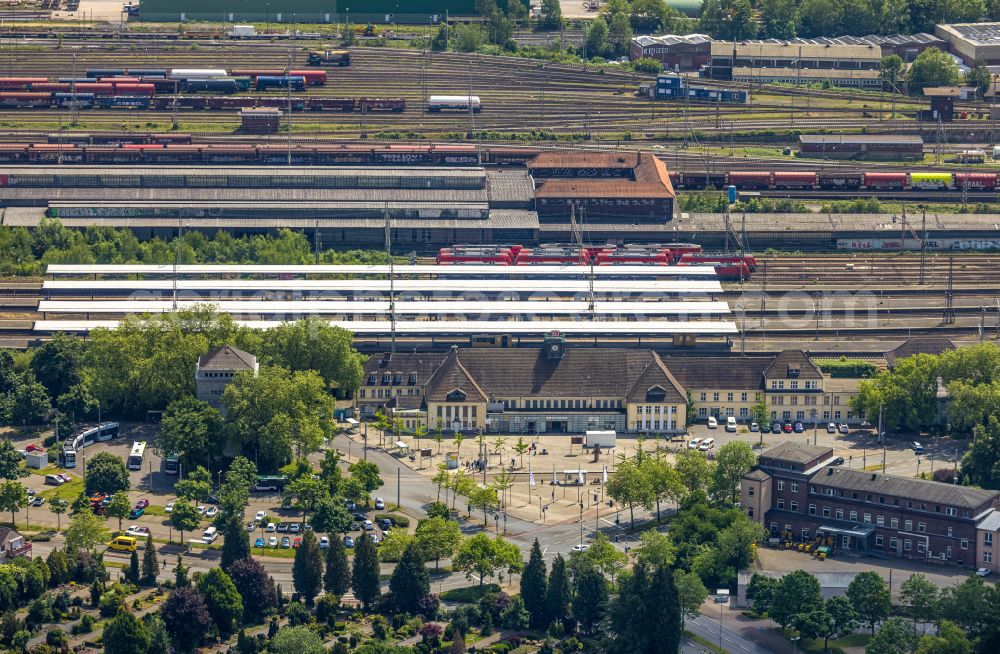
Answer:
[39,478,84,502]
[250,546,297,559]
[143,505,167,517]
[440,583,501,603]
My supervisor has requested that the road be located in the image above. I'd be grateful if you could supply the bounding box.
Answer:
[687,613,775,654]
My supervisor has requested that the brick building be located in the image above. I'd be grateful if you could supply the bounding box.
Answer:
[195,344,258,408]
[629,34,712,71]
[742,442,1000,565]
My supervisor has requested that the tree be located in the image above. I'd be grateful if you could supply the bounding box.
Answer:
[103,608,151,654]
[771,570,822,629]
[57,383,98,422]
[12,376,51,425]
[746,573,779,615]
[916,620,973,654]
[539,0,563,29]
[641,457,683,521]
[221,514,250,570]
[270,625,325,654]
[880,54,905,88]
[390,541,430,613]
[910,47,961,92]
[174,465,212,503]
[455,533,515,589]
[0,481,27,525]
[227,557,277,624]
[585,17,609,59]
[127,549,140,584]
[674,448,714,498]
[84,451,130,495]
[161,586,213,653]
[451,22,486,52]
[700,0,757,40]
[292,530,323,606]
[106,491,131,533]
[712,441,757,503]
[759,0,797,38]
[414,516,462,570]
[574,563,608,635]
[65,509,110,552]
[520,539,548,629]
[169,499,201,545]
[49,498,68,531]
[795,0,842,38]
[607,11,633,57]
[635,530,676,568]
[286,475,329,526]
[351,533,381,611]
[795,596,857,654]
[159,397,221,469]
[174,555,189,587]
[674,569,709,630]
[349,460,384,493]
[606,460,653,529]
[378,530,414,563]
[485,9,515,46]
[867,616,918,654]
[196,567,243,636]
[608,564,682,654]
[30,333,85,399]
[324,535,350,596]
[311,497,352,535]
[141,533,158,585]
[0,440,28,480]
[545,553,571,626]
[900,573,939,631]
[847,571,892,635]
[573,533,627,587]
[258,318,364,396]
[961,416,1000,489]
[469,485,500,527]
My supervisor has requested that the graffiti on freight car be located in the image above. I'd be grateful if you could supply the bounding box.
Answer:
[838,238,1000,251]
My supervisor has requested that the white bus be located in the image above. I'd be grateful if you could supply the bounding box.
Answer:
[428,95,481,112]
[127,441,146,470]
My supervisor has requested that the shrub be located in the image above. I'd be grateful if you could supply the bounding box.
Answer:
[814,358,878,378]
[46,628,68,647]
[375,513,409,528]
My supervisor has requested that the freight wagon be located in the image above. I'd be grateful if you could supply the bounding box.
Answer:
[308,50,351,66]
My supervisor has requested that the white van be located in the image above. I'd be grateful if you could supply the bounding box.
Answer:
[201,526,218,544]
[707,416,718,429]
[698,438,716,451]
[726,417,737,432]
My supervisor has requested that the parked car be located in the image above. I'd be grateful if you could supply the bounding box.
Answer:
[976,567,992,577]
[750,422,759,432]
[30,497,44,507]
[268,536,278,547]
[363,520,374,531]
[839,423,849,434]
[57,474,71,483]
[255,537,265,548]
[725,417,737,433]
[571,543,590,552]
[204,507,218,518]
[204,494,220,505]
[245,521,256,532]
[707,416,718,429]
[125,525,149,538]
[827,423,837,433]
[25,488,35,497]
[782,422,793,433]
[344,535,355,548]
[107,536,138,552]
[374,497,385,510]
[134,499,150,510]
[25,444,42,453]
[319,536,330,549]
[277,522,289,532]
[793,422,804,433]
[293,537,302,549]
[771,422,783,434]
[44,475,63,486]
[254,510,267,523]
[129,507,144,519]
[687,438,702,450]
[352,512,366,521]
[280,536,291,549]
[698,438,715,451]
[196,506,206,515]
[265,522,277,532]
[912,441,924,454]
[288,522,301,534]
[831,457,845,466]
[378,518,392,531]
[165,502,175,513]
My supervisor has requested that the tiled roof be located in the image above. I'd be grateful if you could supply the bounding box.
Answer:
[423,348,685,402]
[624,354,687,403]
[815,467,998,510]
[763,350,822,380]
[760,441,832,465]
[662,355,771,390]
[744,469,771,481]
[198,345,256,371]
[528,152,642,170]
[363,352,444,387]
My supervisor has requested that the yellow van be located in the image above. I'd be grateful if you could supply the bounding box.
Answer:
[107,536,138,552]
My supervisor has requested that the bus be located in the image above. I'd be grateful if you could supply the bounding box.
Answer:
[127,441,146,470]
[163,453,180,475]
[253,475,288,492]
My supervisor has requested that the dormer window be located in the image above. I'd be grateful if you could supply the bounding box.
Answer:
[409,371,417,384]
[646,385,667,402]
[382,373,391,384]
[368,373,376,385]
[446,388,468,402]
[393,373,403,385]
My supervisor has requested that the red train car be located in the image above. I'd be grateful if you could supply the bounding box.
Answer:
[515,245,593,265]
[594,245,670,265]
[678,253,756,272]
[437,245,516,264]
[727,171,772,189]
[0,77,48,90]
[0,92,52,107]
[662,243,703,261]
[955,173,998,190]
[772,171,817,189]
[863,172,906,190]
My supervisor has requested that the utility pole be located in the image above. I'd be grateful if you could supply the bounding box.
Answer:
[314,218,320,264]
[944,257,955,324]
[569,205,594,317]
[919,207,927,285]
[759,261,767,339]
[70,52,78,126]
[384,204,396,354]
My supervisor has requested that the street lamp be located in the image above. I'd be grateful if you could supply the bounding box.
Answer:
[811,409,818,446]
[791,635,800,654]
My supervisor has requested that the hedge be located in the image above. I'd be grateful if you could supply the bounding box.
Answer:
[375,513,409,528]
[440,584,500,603]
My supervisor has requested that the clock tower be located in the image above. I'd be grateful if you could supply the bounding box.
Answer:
[543,330,566,359]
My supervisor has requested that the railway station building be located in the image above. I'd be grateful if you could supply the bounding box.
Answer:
[741,442,1000,564]
[708,41,883,88]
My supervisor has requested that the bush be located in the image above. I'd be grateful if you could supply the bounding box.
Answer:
[78,613,94,634]
[815,358,878,378]
[46,628,67,647]
[632,57,663,74]
[440,584,500,603]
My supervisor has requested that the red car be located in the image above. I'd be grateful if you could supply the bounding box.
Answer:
[134,499,150,510]
[293,538,302,549]
[25,444,42,452]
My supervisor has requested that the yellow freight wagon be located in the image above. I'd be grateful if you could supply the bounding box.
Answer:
[909,172,953,190]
